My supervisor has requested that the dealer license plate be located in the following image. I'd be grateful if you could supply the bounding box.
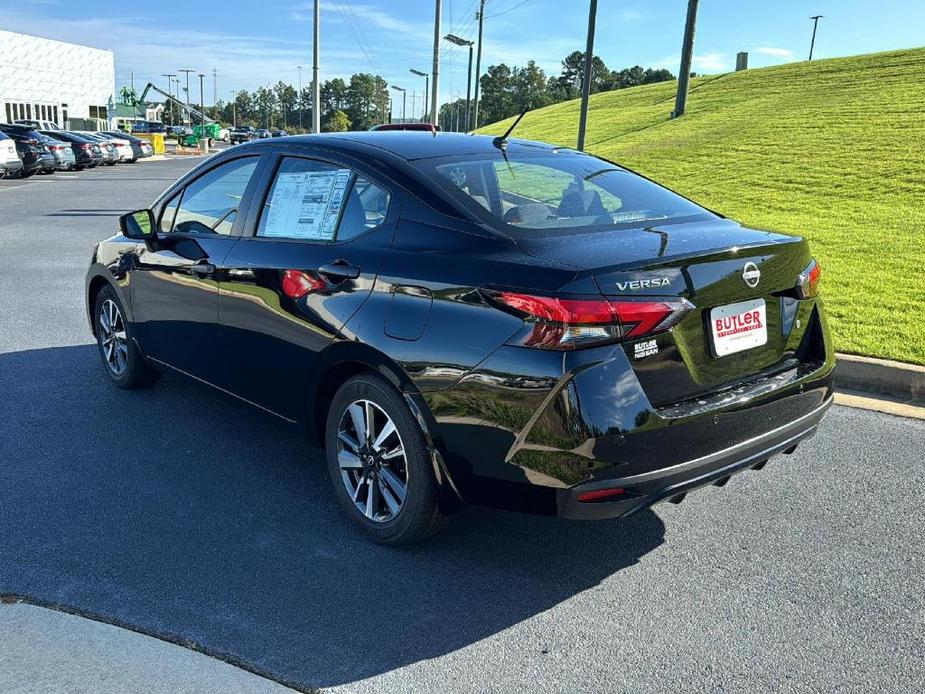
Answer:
[710,298,767,357]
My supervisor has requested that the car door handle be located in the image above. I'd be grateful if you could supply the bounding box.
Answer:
[318,261,361,280]
[189,261,216,277]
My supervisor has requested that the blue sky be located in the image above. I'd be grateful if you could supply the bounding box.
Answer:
[2,0,923,113]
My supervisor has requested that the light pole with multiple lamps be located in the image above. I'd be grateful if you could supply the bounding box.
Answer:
[443,33,474,131]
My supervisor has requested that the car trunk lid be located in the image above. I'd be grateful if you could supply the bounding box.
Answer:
[513,218,817,405]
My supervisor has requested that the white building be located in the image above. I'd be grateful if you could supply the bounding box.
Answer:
[0,30,115,128]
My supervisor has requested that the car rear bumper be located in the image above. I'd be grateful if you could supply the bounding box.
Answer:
[3,159,24,174]
[557,393,832,519]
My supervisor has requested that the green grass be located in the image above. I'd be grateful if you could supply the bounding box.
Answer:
[479,48,925,365]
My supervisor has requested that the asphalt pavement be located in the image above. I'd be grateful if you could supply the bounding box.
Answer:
[1,158,923,693]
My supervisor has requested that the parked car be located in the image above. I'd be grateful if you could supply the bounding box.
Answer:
[102,131,153,160]
[85,132,834,545]
[78,133,119,165]
[0,131,24,178]
[131,121,168,134]
[255,128,272,139]
[229,126,256,144]
[90,132,134,162]
[41,130,103,169]
[14,118,62,131]
[37,133,76,170]
[0,123,54,177]
[371,123,440,132]
[270,129,288,137]
[218,127,231,142]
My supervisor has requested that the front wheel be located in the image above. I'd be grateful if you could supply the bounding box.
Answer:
[94,285,158,389]
[325,373,448,545]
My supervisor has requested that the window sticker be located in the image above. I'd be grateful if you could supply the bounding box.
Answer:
[261,168,352,240]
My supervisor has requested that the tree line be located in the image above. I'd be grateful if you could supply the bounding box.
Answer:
[166,50,675,132]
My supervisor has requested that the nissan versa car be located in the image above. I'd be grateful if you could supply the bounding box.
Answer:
[85,132,834,544]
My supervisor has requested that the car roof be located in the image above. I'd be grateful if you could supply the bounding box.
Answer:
[243,131,562,162]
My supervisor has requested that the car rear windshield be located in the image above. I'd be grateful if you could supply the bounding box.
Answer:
[414,150,714,237]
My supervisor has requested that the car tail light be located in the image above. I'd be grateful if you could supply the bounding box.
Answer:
[485,291,693,350]
[80,143,91,150]
[281,269,325,299]
[796,259,821,299]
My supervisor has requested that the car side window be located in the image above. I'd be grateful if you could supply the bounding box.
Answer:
[169,157,259,235]
[257,157,353,241]
[335,176,391,242]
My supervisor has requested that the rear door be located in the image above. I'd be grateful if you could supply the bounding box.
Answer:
[218,151,398,420]
[129,154,263,385]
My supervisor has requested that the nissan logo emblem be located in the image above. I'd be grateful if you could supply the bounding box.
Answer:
[742,262,761,288]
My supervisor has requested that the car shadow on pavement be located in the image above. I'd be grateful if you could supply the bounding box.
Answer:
[0,345,666,691]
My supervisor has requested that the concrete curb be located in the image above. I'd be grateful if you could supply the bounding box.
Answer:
[835,353,925,405]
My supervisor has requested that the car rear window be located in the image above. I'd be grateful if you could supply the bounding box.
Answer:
[415,151,713,237]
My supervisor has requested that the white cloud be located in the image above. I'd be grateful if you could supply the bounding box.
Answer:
[753,46,794,59]
[653,52,730,74]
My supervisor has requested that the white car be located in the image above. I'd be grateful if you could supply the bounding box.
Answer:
[0,131,23,178]
[218,127,230,142]
[15,118,62,131]
[90,132,135,162]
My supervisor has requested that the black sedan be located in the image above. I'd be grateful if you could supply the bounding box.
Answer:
[85,133,834,544]
[39,131,103,169]
[0,123,54,177]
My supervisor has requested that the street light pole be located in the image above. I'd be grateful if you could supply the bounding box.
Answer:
[444,34,475,132]
[576,0,598,151]
[410,69,429,122]
[672,0,700,119]
[472,0,486,130]
[179,69,195,125]
[198,73,208,153]
[430,0,442,124]
[809,15,824,61]
[231,90,238,127]
[297,65,303,131]
[391,85,407,123]
[161,73,176,125]
[312,0,321,133]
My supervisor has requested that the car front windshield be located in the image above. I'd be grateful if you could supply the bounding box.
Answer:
[417,150,714,236]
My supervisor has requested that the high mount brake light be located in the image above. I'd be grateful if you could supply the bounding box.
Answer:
[797,259,822,299]
[487,291,693,350]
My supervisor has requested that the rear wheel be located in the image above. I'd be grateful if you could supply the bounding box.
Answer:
[21,169,36,178]
[93,285,158,389]
[325,373,447,545]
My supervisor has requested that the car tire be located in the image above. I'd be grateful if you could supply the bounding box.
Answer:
[93,285,158,389]
[325,373,448,545]
[21,169,36,178]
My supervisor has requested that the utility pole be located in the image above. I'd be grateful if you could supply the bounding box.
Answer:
[212,67,217,106]
[312,0,321,133]
[576,0,598,151]
[444,34,474,131]
[391,85,406,123]
[231,90,238,127]
[430,0,442,124]
[672,0,699,119]
[297,65,303,131]
[162,74,176,125]
[179,68,195,125]
[130,71,135,93]
[809,15,824,60]
[472,0,486,130]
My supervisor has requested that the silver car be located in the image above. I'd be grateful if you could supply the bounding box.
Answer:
[78,132,119,166]
[37,133,77,170]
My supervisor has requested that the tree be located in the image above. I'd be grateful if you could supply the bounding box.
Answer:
[273,81,298,128]
[254,86,277,128]
[478,63,514,127]
[324,109,351,132]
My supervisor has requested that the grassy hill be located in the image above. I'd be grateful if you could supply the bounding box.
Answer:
[479,47,925,365]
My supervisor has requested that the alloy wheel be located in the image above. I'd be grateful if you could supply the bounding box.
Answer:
[337,399,408,523]
[98,299,128,376]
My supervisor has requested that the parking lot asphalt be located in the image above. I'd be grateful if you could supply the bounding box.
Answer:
[1,158,923,693]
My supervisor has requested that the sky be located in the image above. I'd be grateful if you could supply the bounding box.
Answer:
[1,0,923,116]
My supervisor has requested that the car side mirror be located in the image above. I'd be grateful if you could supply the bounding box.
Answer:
[119,209,155,240]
